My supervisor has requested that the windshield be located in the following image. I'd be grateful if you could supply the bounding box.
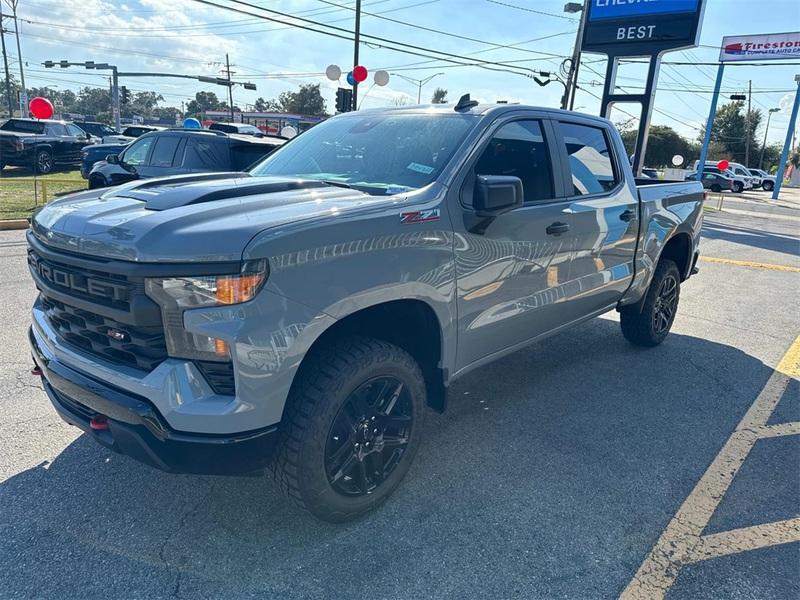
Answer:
[249,113,475,195]
[0,120,45,134]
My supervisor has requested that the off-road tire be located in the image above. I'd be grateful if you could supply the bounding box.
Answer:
[620,259,681,347]
[271,336,426,522]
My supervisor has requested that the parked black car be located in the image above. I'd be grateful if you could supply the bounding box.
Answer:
[120,125,164,138]
[80,142,130,179]
[0,118,93,173]
[87,128,285,188]
[75,121,118,139]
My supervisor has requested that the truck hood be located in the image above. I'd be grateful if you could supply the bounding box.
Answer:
[31,173,388,263]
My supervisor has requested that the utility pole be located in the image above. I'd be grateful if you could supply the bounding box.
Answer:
[744,79,752,166]
[352,0,361,111]
[223,54,235,121]
[0,3,13,116]
[759,107,780,170]
[8,1,25,113]
[562,2,587,110]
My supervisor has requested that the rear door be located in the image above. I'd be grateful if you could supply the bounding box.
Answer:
[135,134,183,179]
[177,136,231,173]
[454,115,576,369]
[553,119,639,318]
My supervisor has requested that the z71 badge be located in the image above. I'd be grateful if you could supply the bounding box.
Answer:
[400,208,440,224]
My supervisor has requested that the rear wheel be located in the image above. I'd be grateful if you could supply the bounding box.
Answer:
[732,181,743,193]
[620,259,681,347]
[710,184,722,193]
[272,336,425,522]
[763,180,774,192]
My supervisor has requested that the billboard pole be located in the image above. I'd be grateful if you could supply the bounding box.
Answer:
[771,76,800,200]
[697,63,725,173]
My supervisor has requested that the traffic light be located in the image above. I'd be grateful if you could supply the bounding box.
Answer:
[336,87,353,113]
[120,86,129,104]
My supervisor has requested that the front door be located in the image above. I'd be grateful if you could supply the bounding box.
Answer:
[554,119,639,319]
[454,117,575,370]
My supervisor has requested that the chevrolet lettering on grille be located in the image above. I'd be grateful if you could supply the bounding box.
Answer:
[29,255,129,302]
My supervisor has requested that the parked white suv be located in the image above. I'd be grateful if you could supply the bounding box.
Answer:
[748,168,776,191]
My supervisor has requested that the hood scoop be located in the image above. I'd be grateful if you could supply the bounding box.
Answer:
[111,175,332,211]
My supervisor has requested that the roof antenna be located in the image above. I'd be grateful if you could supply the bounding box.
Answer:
[454,93,479,112]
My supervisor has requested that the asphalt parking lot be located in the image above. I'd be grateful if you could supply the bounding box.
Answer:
[1,189,798,599]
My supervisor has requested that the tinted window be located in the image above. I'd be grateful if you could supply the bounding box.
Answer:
[231,143,279,170]
[474,120,554,203]
[122,137,155,166]
[0,119,45,133]
[149,136,182,167]
[46,123,69,137]
[209,123,237,134]
[67,124,86,137]
[180,138,229,170]
[560,122,618,195]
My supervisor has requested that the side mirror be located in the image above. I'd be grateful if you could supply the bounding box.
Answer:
[473,175,524,216]
[105,154,120,165]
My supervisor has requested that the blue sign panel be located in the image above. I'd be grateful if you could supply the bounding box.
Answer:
[588,0,700,22]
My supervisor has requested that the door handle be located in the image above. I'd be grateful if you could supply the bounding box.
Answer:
[620,209,636,222]
[546,221,570,236]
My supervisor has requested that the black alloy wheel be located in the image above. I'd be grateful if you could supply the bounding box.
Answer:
[325,376,413,497]
[652,272,678,335]
[36,149,54,174]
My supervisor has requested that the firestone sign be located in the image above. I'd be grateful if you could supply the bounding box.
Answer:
[582,0,705,56]
[720,32,800,62]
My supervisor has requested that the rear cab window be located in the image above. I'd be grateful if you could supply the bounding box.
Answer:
[559,122,619,196]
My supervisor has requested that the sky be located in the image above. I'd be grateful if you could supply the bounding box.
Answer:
[7,0,800,145]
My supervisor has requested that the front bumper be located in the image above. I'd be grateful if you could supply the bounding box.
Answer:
[30,327,278,475]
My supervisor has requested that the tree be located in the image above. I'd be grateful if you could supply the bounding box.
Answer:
[621,125,694,169]
[254,96,280,112]
[430,87,448,104]
[274,83,327,116]
[698,101,763,167]
[185,91,226,117]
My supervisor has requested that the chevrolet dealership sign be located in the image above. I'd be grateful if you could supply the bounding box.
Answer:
[582,0,705,56]
[720,32,800,62]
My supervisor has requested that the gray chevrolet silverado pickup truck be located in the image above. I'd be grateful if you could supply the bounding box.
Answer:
[28,100,703,521]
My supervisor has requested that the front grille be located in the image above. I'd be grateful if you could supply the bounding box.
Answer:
[29,242,236,395]
[41,295,168,371]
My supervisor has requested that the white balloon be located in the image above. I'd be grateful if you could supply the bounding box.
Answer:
[374,70,390,86]
[281,126,298,139]
[671,154,684,167]
[325,64,342,81]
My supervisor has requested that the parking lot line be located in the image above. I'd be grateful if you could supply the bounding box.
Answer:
[619,335,800,600]
[698,256,800,273]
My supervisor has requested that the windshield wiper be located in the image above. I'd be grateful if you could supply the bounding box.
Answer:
[319,179,353,189]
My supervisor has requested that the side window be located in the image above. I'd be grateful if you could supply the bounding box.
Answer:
[559,122,619,195]
[474,120,554,203]
[122,137,155,166]
[149,136,182,167]
[46,123,69,137]
[66,124,86,137]
[180,138,229,170]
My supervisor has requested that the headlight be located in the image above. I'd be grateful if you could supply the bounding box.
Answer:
[145,259,268,362]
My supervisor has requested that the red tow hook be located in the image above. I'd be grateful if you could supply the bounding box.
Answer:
[30,365,43,377]
[90,415,110,431]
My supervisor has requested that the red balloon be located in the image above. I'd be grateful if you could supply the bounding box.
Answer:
[716,159,730,171]
[352,65,368,83]
[29,96,54,120]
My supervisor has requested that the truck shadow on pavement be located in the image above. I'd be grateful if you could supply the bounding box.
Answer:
[0,318,784,599]
[702,221,800,257]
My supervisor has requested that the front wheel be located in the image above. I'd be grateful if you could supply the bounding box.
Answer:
[732,181,743,193]
[272,336,426,522]
[763,180,774,192]
[620,259,681,347]
[88,174,107,189]
[34,149,54,174]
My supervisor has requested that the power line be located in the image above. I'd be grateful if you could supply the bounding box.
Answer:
[484,0,578,21]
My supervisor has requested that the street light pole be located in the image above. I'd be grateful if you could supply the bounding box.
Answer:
[562,2,586,110]
[390,72,445,104]
[759,107,780,170]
